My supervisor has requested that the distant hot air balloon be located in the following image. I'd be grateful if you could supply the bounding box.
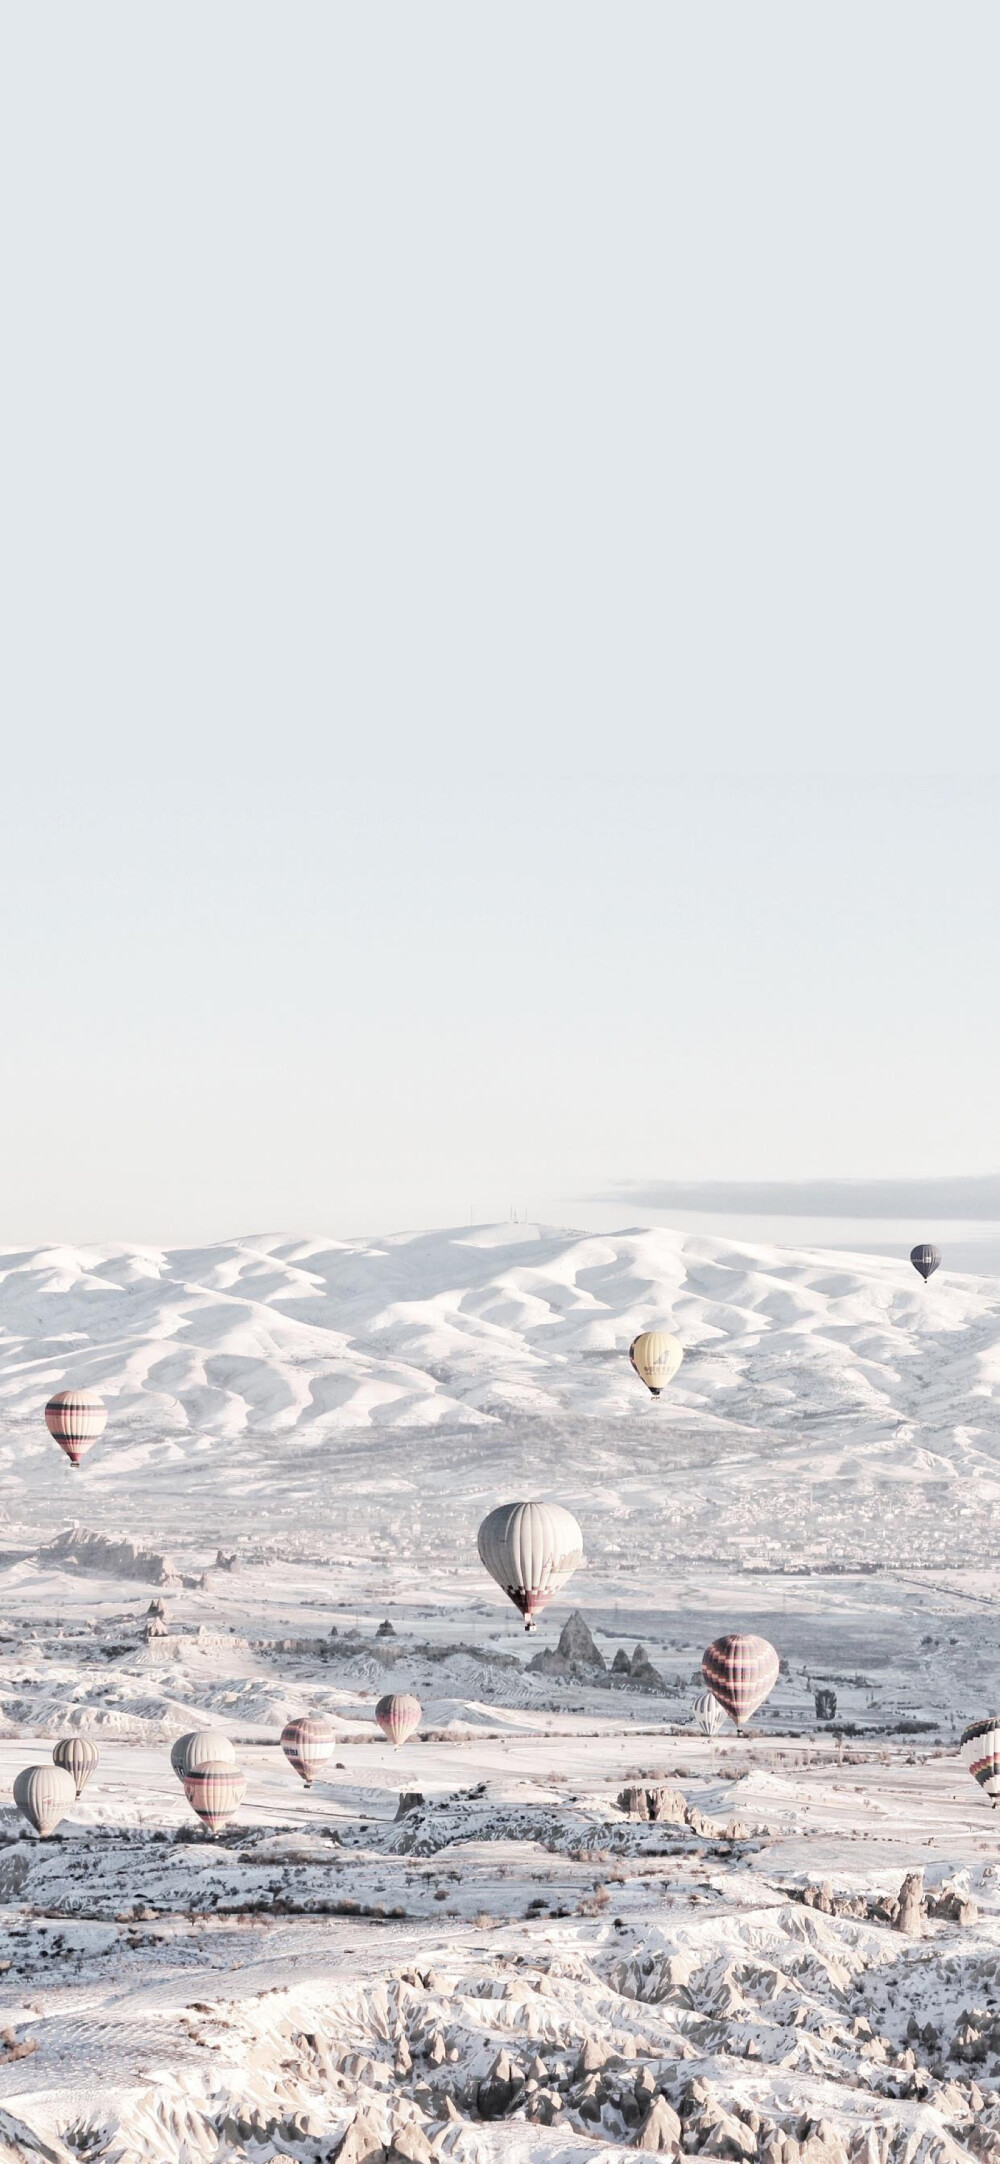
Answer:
[910,1245,941,1283]
[14,1764,76,1838]
[376,1693,422,1747]
[181,1730,237,1779]
[702,1634,779,1730]
[170,1734,197,1783]
[961,1718,1000,1806]
[183,1761,246,1836]
[692,1690,726,1737]
[280,1715,336,1788]
[477,1499,583,1632]
[44,1391,108,1468]
[629,1331,684,1397]
[52,1738,99,1797]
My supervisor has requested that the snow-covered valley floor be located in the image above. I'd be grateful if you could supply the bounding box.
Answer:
[1,1224,1000,2163]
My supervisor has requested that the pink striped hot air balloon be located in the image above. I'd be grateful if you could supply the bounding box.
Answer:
[183,1761,246,1836]
[280,1715,335,1788]
[702,1633,779,1731]
[375,1693,422,1748]
[44,1391,108,1468]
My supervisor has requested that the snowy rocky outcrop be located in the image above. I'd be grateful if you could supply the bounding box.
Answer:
[526,1610,606,1679]
[45,1526,181,1585]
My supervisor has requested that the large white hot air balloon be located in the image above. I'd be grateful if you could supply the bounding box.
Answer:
[477,1500,583,1632]
[281,1715,336,1788]
[184,1762,246,1836]
[14,1764,77,1838]
[53,1738,99,1797]
[629,1332,683,1397]
[692,1690,726,1737]
[181,1730,237,1779]
[961,1718,1000,1806]
[44,1391,108,1467]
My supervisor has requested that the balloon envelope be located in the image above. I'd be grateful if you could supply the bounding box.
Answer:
[14,1764,76,1838]
[702,1634,779,1728]
[961,1717,1000,1805]
[52,1738,99,1796]
[375,1693,422,1747]
[692,1690,726,1737]
[183,1761,246,1835]
[281,1715,336,1786]
[170,1734,197,1783]
[182,1730,236,1778]
[629,1331,683,1396]
[44,1391,107,1467]
[477,1499,583,1631]
[910,1244,941,1282]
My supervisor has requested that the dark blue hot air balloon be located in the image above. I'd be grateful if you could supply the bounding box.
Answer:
[910,1244,941,1283]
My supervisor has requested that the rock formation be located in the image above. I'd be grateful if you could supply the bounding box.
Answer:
[527,1610,606,1678]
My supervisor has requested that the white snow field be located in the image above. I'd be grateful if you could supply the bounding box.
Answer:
[2,1225,1000,2162]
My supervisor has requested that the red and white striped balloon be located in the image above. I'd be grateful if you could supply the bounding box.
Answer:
[701,1633,779,1730]
[961,1718,1000,1806]
[280,1715,335,1788]
[44,1391,108,1468]
[375,1693,422,1748]
[183,1761,246,1835]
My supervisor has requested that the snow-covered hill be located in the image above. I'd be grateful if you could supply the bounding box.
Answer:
[0,1221,996,1441]
[2,1226,1000,2161]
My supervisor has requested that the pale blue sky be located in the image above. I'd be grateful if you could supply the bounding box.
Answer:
[1,8,998,1243]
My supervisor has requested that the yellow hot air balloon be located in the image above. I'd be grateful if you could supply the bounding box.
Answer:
[629,1330,683,1396]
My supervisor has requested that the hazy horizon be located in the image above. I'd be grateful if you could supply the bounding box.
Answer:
[3,8,999,1242]
[8,1200,1000,1282]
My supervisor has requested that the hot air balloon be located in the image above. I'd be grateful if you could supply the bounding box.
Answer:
[961,1718,1000,1806]
[702,1634,779,1730]
[280,1715,335,1788]
[170,1734,196,1783]
[692,1690,726,1737]
[376,1693,422,1748]
[477,1499,583,1632]
[629,1331,683,1396]
[183,1761,246,1836]
[52,1738,99,1797]
[910,1245,941,1283]
[14,1764,76,1838]
[44,1391,108,1468]
[181,1730,237,1779]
